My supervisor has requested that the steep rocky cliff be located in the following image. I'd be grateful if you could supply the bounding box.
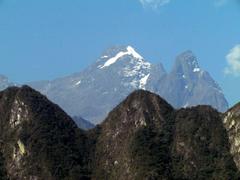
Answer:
[224,103,240,171]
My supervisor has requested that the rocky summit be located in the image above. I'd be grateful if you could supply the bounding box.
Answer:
[28,46,228,124]
[92,90,237,180]
[0,86,239,180]
[0,86,90,179]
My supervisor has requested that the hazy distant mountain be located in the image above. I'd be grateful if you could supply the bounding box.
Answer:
[28,46,156,124]
[148,51,228,111]
[28,46,228,124]
[0,75,15,90]
[72,116,95,130]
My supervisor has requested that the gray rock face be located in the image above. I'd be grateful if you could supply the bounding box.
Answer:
[223,103,240,170]
[27,46,228,124]
[28,46,155,123]
[150,51,228,112]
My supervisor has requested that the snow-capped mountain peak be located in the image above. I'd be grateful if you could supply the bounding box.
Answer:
[98,46,143,69]
[28,47,229,124]
[126,46,143,59]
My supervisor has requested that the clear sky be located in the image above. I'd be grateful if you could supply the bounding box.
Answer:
[0,0,239,106]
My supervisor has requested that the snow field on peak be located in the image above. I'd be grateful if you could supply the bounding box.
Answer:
[139,74,150,90]
[98,46,144,69]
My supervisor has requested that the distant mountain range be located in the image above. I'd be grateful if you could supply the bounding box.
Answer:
[26,46,228,124]
[0,86,239,179]
[0,75,15,90]
[72,116,95,130]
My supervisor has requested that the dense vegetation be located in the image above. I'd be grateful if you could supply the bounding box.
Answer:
[0,86,91,179]
[172,106,239,179]
[0,152,8,180]
[0,87,239,179]
[129,104,239,180]
[130,125,173,179]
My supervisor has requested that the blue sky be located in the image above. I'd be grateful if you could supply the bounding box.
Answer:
[0,0,239,106]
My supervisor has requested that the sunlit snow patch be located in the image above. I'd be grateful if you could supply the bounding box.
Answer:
[98,46,143,69]
[139,74,150,90]
[75,80,81,86]
[193,68,201,72]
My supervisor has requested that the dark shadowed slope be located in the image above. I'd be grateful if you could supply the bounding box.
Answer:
[91,90,237,180]
[172,106,237,179]
[0,87,238,180]
[0,86,90,179]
